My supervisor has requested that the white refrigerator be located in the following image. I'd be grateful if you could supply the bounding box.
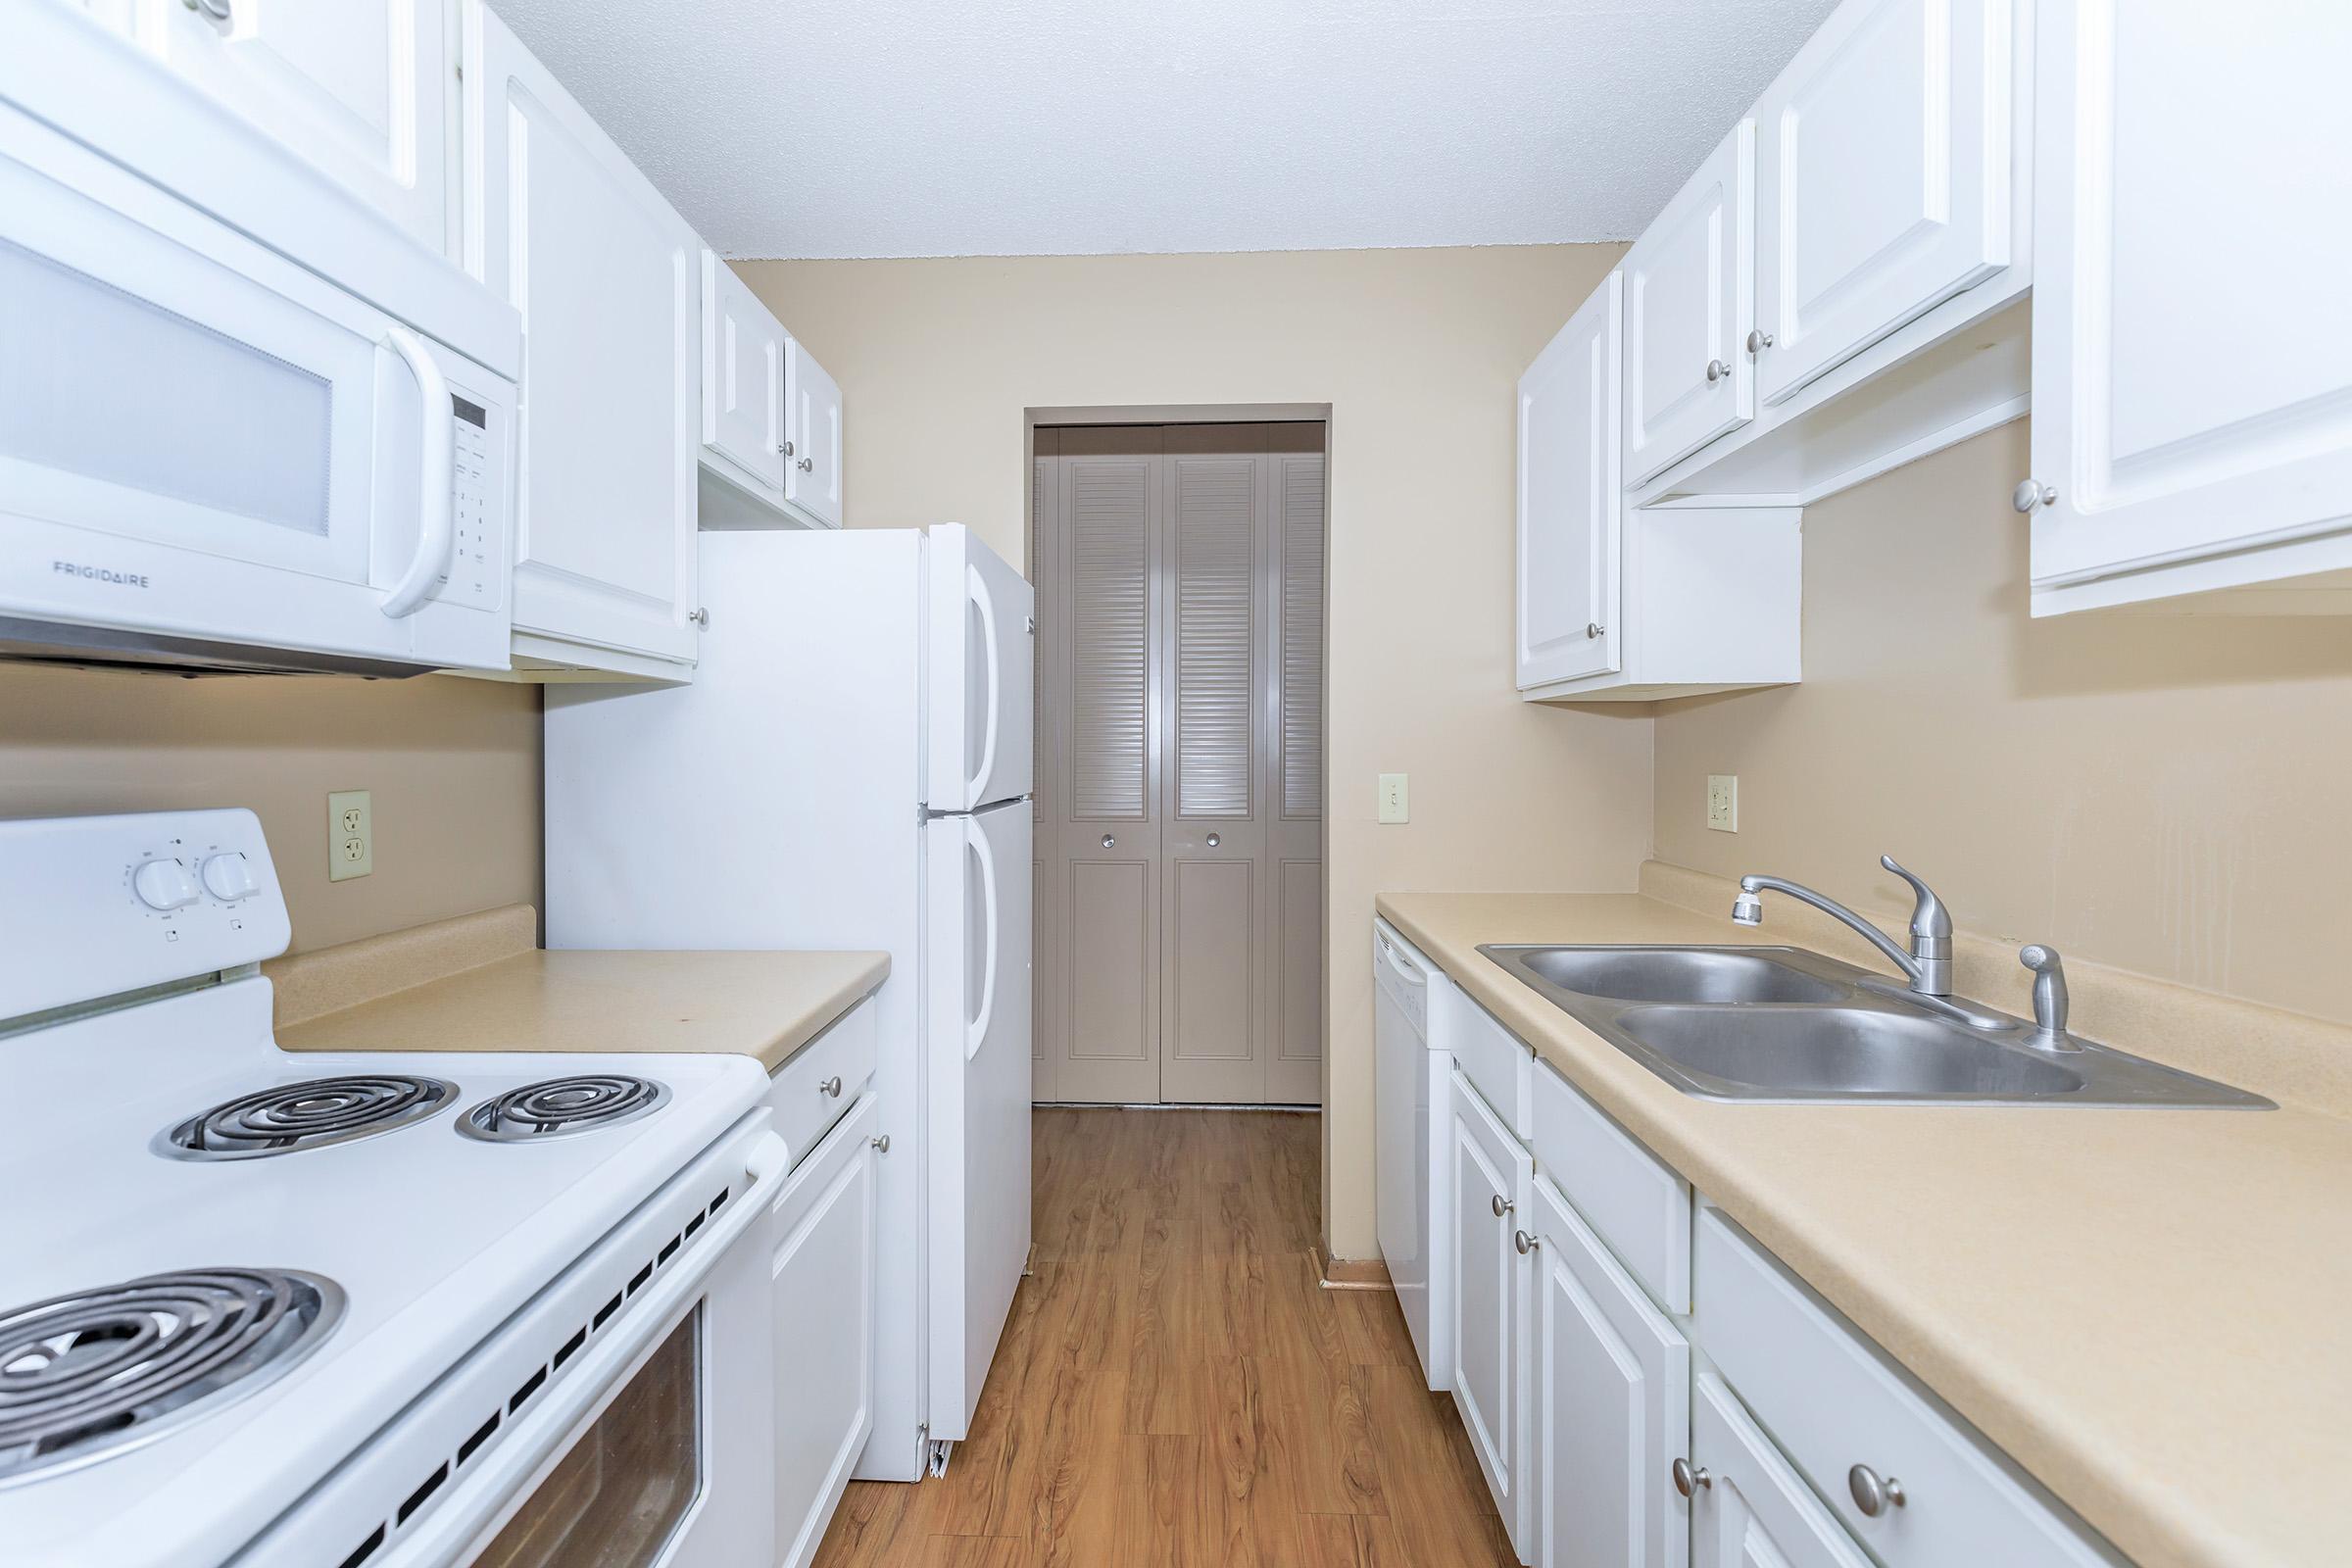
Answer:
[544,524,1034,1483]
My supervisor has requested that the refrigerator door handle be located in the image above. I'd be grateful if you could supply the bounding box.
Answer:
[965,563,1002,808]
[965,816,1000,1059]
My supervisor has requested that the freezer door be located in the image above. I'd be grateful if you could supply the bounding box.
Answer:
[923,802,1034,1441]
[926,523,1037,811]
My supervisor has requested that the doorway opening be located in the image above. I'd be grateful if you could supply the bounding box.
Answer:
[1025,411,1329,1108]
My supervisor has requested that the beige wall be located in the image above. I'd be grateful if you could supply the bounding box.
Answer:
[737,247,1651,1259]
[1655,419,2352,1028]
[0,664,542,956]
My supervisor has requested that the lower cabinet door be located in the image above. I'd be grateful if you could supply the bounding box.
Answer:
[1691,1374,1874,1568]
[1447,1069,1532,1557]
[1527,1178,1689,1568]
[769,1095,879,1568]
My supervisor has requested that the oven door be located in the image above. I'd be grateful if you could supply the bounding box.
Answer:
[0,96,514,673]
[236,1117,788,1568]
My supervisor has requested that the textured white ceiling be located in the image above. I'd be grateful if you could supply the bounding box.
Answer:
[492,0,1840,260]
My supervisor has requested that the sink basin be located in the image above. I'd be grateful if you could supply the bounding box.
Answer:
[1615,1006,2085,1099]
[1476,943,2273,1107]
[1511,947,1844,1005]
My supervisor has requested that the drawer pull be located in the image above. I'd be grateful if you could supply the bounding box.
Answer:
[1513,1229,1539,1255]
[1491,1194,1513,1218]
[1848,1463,1906,1517]
[817,1075,843,1098]
[1671,1457,1710,1497]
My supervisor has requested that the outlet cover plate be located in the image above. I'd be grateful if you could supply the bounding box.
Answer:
[1706,775,1739,833]
[1378,773,1409,824]
[328,790,373,881]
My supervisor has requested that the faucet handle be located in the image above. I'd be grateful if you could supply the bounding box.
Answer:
[1879,856,1953,944]
[2019,944,2073,1047]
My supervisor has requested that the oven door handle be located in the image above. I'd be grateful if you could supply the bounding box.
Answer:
[379,326,456,620]
[378,1124,788,1567]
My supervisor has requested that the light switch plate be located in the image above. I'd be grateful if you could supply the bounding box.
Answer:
[1378,773,1409,824]
[1706,775,1739,833]
[328,790,373,881]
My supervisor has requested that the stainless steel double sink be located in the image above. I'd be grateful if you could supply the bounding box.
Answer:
[1477,944,2273,1107]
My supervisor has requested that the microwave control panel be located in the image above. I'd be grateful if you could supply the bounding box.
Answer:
[441,392,504,610]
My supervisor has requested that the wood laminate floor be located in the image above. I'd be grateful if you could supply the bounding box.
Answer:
[810,1107,1515,1568]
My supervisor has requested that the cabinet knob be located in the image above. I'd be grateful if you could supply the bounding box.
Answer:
[1705,359,1732,383]
[1672,1457,1711,1497]
[798,457,814,472]
[783,439,796,458]
[871,1134,890,1153]
[183,0,233,20]
[1491,1194,1513,1217]
[1205,833,1221,848]
[1585,621,1604,639]
[688,608,710,629]
[1102,834,1116,849]
[1746,329,1774,354]
[817,1075,843,1098]
[2012,479,2056,513]
[1513,1229,1539,1255]
[1848,1464,1905,1516]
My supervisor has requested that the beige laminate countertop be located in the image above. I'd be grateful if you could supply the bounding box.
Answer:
[279,949,890,1075]
[1375,888,2352,1568]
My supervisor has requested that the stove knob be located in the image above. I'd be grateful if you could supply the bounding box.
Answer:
[132,857,200,911]
[200,852,258,903]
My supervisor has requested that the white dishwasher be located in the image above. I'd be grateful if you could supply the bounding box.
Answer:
[1373,918,1449,1390]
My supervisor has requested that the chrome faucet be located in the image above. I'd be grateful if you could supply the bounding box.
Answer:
[1731,855,1954,998]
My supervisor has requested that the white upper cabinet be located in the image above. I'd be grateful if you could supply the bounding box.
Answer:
[701,251,789,496]
[468,3,701,675]
[784,338,846,530]
[129,0,455,257]
[1752,0,2012,405]
[1517,272,1622,690]
[1624,121,1755,484]
[2027,0,2352,614]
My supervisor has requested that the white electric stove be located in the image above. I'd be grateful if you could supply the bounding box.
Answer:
[0,810,787,1568]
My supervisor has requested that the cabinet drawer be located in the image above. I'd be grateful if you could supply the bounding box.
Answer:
[1695,1207,2117,1568]
[1443,987,1531,1139]
[1531,1059,1690,1313]
[765,997,879,1171]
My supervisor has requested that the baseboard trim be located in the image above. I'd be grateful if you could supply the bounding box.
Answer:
[1318,1249,1393,1292]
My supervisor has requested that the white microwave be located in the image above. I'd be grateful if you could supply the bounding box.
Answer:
[0,81,516,675]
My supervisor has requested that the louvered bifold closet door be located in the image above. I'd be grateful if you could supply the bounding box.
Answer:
[1046,426,1165,1103]
[1038,422,1324,1105]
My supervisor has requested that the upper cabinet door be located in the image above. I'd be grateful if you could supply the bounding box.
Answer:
[141,0,453,256]
[470,5,699,667]
[2028,0,2352,604]
[1624,121,1755,484]
[1753,0,2012,406]
[701,251,787,494]
[785,339,845,529]
[1517,272,1623,689]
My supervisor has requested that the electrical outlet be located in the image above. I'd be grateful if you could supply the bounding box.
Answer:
[1378,773,1409,824]
[1706,774,1739,833]
[328,790,373,881]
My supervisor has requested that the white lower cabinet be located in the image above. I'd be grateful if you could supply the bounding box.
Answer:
[1690,1373,1875,1568]
[1411,929,2122,1568]
[767,1093,879,1568]
[1525,1176,1689,1568]
[1448,1068,1533,1557]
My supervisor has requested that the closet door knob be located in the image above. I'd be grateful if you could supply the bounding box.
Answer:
[1102,834,1116,849]
[1205,833,1220,848]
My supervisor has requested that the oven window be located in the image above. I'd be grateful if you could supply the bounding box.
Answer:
[473,1309,703,1568]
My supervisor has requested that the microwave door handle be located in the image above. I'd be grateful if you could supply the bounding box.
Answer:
[379,326,456,619]
[964,563,1002,805]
